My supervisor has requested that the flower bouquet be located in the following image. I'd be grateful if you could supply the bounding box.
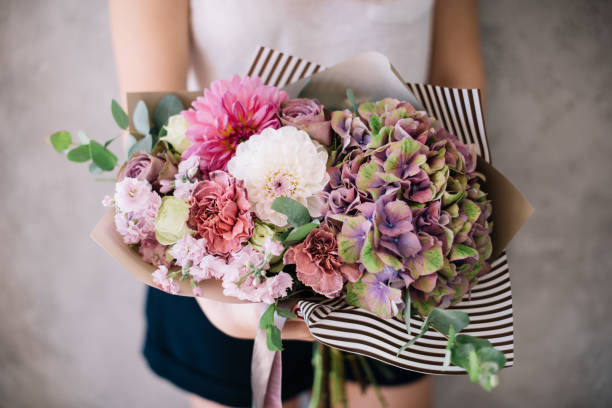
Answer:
[50,50,532,407]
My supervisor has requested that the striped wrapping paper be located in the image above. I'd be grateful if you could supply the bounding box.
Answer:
[247,46,513,375]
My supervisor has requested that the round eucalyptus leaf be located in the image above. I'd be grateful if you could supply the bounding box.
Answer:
[111,99,129,130]
[50,131,72,152]
[90,140,117,171]
[133,100,150,135]
[89,161,104,175]
[66,144,91,162]
[153,94,184,130]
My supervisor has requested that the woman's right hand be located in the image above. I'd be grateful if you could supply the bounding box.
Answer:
[196,297,315,342]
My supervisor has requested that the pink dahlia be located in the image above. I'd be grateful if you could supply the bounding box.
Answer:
[182,75,288,172]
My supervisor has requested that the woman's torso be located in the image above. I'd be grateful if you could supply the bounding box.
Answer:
[189,0,434,88]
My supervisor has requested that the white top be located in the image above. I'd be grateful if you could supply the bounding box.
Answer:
[189,0,433,89]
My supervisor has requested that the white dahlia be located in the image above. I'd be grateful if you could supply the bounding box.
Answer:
[227,126,329,226]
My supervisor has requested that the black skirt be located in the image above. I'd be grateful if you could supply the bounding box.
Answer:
[143,286,425,407]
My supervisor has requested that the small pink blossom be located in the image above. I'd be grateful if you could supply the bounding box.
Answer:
[221,244,291,303]
[262,237,284,256]
[159,179,174,194]
[102,195,114,207]
[173,179,196,201]
[169,234,208,267]
[139,239,170,267]
[114,177,155,213]
[178,156,200,178]
[152,265,179,294]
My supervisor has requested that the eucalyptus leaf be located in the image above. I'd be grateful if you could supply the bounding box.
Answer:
[402,290,411,340]
[271,197,311,227]
[66,144,91,162]
[104,135,119,148]
[259,304,275,329]
[76,130,90,144]
[90,140,117,171]
[133,100,150,134]
[346,88,358,113]
[282,222,318,244]
[153,94,184,130]
[428,309,470,336]
[274,305,297,320]
[111,99,129,130]
[88,161,104,175]
[266,325,283,351]
[125,134,137,159]
[49,131,72,153]
[128,134,153,158]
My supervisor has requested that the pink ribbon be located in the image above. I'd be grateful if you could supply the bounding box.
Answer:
[251,312,286,408]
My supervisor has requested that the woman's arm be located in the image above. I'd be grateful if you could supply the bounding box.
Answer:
[109,0,190,95]
[428,0,486,97]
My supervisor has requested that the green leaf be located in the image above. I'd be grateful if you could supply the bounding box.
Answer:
[450,334,506,391]
[271,197,311,227]
[282,222,318,244]
[133,100,150,134]
[153,94,184,130]
[104,135,119,148]
[402,290,411,339]
[450,244,479,261]
[259,304,275,329]
[89,161,103,175]
[49,131,72,152]
[128,134,153,158]
[275,306,297,319]
[428,309,470,336]
[266,325,283,351]
[397,312,434,355]
[346,88,357,113]
[111,99,129,130]
[90,140,118,171]
[66,144,91,162]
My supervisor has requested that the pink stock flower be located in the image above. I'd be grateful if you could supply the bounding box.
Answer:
[114,178,155,213]
[283,225,361,298]
[182,75,288,172]
[221,244,293,304]
[152,265,179,294]
[139,239,170,267]
[190,255,228,281]
[169,234,208,267]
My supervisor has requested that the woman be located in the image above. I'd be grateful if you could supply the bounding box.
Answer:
[109,1,484,407]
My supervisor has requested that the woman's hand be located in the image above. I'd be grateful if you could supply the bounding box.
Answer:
[196,297,315,342]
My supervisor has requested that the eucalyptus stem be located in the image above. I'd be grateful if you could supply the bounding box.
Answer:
[329,347,347,408]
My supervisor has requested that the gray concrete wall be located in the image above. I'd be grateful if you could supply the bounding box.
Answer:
[1,0,610,407]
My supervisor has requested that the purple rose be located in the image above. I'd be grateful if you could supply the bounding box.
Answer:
[280,98,331,145]
[117,151,177,190]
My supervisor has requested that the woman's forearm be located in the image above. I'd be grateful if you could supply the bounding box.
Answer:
[108,0,190,98]
[428,0,486,97]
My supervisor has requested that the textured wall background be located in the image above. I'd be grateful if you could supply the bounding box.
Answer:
[1,0,611,407]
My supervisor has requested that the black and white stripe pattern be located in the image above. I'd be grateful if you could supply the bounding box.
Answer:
[247,46,512,375]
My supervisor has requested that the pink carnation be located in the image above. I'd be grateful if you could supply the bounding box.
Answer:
[187,171,253,257]
[283,225,361,297]
[182,75,288,172]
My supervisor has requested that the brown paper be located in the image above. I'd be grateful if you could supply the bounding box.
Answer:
[91,51,532,300]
